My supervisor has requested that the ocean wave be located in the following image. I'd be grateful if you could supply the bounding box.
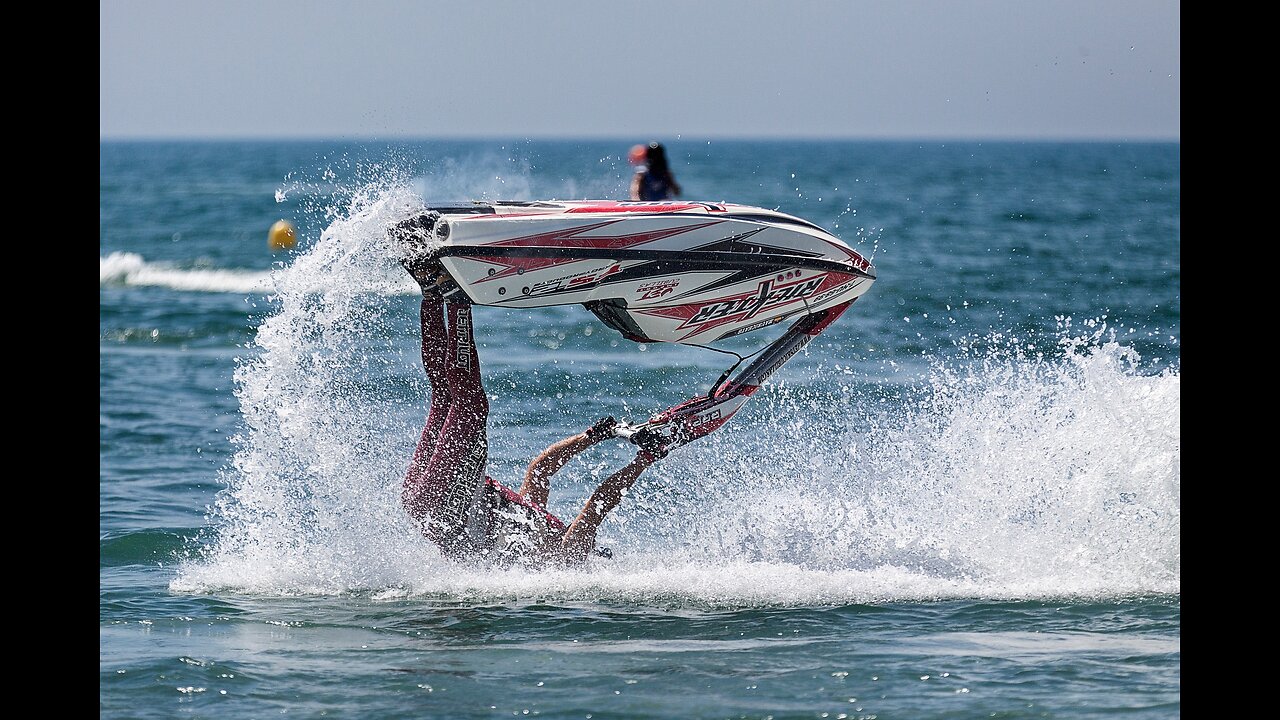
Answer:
[100,252,275,294]
[100,251,419,296]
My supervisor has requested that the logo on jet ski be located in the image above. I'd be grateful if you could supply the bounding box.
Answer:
[636,278,679,300]
[526,264,622,296]
[687,408,722,429]
[681,275,825,328]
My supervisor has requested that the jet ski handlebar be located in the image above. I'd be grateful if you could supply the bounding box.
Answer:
[611,300,854,459]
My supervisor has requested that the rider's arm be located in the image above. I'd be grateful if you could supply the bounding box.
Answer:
[519,433,592,509]
[518,417,617,508]
[559,450,659,564]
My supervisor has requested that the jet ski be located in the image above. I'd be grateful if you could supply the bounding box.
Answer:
[390,199,877,458]
[391,200,875,346]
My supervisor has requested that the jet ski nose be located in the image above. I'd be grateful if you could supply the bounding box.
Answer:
[391,211,440,247]
[392,211,445,284]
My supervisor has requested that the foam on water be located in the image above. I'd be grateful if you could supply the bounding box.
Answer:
[174,183,1179,606]
[100,252,275,294]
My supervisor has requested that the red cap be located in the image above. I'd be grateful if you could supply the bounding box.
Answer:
[628,144,647,164]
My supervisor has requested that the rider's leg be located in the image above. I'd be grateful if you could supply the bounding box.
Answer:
[403,300,491,551]
[402,293,451,511]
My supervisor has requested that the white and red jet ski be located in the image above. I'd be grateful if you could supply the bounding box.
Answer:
[390,199,877,457]
[391,200,875,345]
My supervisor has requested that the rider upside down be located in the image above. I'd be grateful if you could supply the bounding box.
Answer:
[399,250,854,566]
[400,262,661,566]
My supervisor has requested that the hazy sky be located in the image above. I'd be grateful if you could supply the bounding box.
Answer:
[100,0,1180,141]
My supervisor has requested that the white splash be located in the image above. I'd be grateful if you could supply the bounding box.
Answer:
[617,326,1181,602]
[175,180,441,594]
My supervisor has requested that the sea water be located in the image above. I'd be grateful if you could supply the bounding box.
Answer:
[100,139,1179,719]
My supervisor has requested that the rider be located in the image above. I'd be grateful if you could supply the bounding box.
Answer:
[400,263,662,566]
[629,141,682,201]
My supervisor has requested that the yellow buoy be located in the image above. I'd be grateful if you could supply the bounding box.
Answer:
[268,220,297,251]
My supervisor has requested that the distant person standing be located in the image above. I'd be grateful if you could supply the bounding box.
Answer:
[629,142,682,201]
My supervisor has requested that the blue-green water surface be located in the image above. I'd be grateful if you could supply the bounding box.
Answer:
[101,139,1179,719]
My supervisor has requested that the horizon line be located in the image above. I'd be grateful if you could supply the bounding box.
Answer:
[99,133,1181,144]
